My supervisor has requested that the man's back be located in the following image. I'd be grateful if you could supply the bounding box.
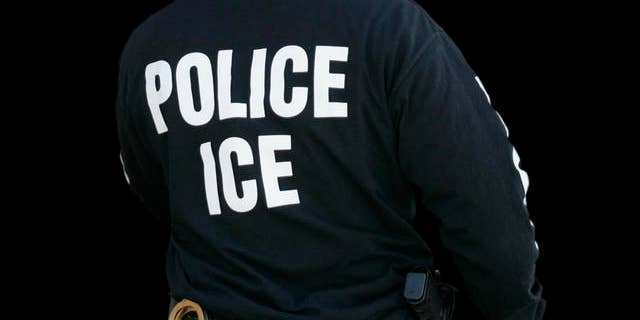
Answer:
[117,0,544,319]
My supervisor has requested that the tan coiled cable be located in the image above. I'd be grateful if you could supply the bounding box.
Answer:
[168,298,208,320]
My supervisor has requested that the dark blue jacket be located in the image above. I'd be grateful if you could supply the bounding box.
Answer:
[116,0,545,318]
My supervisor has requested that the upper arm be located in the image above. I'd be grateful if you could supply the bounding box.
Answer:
[115,46,171,225]
[388,8,543,318]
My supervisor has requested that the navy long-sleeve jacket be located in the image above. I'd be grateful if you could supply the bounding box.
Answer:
[116,0,545,319]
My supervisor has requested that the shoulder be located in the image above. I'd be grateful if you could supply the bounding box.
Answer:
[349,0,438,26]
[344,0,430,13]
[346,0,443,54]
[118,3,178,71]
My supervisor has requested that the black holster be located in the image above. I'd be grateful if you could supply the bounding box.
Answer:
[403,267,458,320]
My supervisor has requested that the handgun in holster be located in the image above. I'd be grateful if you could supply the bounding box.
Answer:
[403,267,458,320]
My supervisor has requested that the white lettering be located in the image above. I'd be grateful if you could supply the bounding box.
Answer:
[314,46,349,118]
[218,50,248,120]
[258,135,300,208]
[250,48,267,118]
[145,60,172,134]
[270,45,308,118]
[176,52,216,127]
[218,137,258,213]
[200,142,222,215]
[199,136,299,214]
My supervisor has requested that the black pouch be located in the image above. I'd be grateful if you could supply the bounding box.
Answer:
[403,266,457,320]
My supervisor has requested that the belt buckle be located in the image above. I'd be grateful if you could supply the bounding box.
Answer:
[168,298,209,320]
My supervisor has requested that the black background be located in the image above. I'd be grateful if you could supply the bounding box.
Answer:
[28,0,607,318]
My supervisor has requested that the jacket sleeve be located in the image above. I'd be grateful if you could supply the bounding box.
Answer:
[390,23,545,320]
[115,51,171,226]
